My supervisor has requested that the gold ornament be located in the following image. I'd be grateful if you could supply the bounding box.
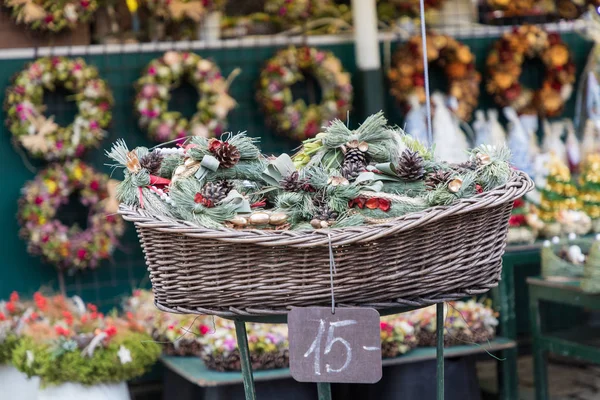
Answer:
[328,176,349,186]
[126,151,142,173]
[249,213,270,225]
[269,213,288,226]
[310,219,322,229]
[476,153,491,165]
[230,216,248,227]
[448,178,463,193]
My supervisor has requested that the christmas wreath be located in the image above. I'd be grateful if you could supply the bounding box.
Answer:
[4,57,113,161]
[135,51,236,142]
[3,0,99,32]
[257,46,353,141]
[11,297,161,386]
[18,160,125,271]
[388,33,480,121]
[486,25,575,117]
[142,0,225,22]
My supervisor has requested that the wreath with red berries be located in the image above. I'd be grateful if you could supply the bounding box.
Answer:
[388,32,480,121]
[18,160,124,271]
[257,46,353,141]
[486,25,575,117]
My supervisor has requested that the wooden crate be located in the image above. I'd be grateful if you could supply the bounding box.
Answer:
[0,8,90,49]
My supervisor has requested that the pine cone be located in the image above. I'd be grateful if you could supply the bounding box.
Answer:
[140,151,164,175]
[396,149,425,181]
[200,181,234,206]
[341,148,368,181]
[425,170,452,190]
[280,171,302,191]
[212,142,241,168]
[453,160,478,172]
[341,162,364,180]
[313,198,339,221]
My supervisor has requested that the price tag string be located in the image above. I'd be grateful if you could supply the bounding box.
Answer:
[328,232,337,314]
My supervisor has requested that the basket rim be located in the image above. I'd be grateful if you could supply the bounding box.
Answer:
[119,170,534,247]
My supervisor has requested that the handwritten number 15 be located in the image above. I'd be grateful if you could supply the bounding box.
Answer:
[303,319,357,375]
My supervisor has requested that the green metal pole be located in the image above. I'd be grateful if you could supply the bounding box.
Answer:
[529,288,548,400]
[234,320,257,400]
[317,382,333,400]
[437,303,444,400]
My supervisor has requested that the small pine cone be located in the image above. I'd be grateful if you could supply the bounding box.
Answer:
[314,203,339,221]
[140,151,164,175]
[280,171,302,192]
[396,149,425,181]
[425,170,452,190]
[201,180,234,205]
[213,142,241,168]
[454,160,478,172]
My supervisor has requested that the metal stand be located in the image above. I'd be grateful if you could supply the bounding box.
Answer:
[232,304,446,400]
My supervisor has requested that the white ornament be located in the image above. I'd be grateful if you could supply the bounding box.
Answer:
[117,345,132,365]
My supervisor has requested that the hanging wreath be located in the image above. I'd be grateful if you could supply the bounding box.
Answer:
[3,0,99,32]
[257,46,353,141]
[388,33,480,121]
[377,0,446,21]
[4,57,113,161]
[18,160,125,271]
[142,0,226,22]
[135,51,237,142]
[486,25,575,117]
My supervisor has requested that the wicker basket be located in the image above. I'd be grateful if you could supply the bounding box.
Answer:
[120,170,533,317]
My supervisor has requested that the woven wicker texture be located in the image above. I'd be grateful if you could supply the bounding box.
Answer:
[120,170,534,317]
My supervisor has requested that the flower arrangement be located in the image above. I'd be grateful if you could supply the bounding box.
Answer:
[1,292,87,365]
[256,46,353,141]
[108,112,514,231]
[124,289,209,356]
[199,318,289,372]
[388,33,480,121]
[142,0,226,22]
[486,26,575,117]
[4,0,99,32]
[11,295,160,387]
[135,51,236,142]
[18,160,125,271]
[380,315,418,358]
[409,300,498,347]
[4,57,113,161]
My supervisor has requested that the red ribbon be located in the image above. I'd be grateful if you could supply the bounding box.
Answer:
[149,175,171,188]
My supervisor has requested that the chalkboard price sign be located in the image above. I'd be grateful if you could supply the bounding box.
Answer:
[288,307,382,384]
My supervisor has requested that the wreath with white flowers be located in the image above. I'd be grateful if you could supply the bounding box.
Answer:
[257,46,353,141]
[4,57,113,161]
[135,51,237,142]
[486,25,575,117]
[18,160,125,272]
[3,0,99,32]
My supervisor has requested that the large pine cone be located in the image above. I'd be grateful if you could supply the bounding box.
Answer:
[140,151,164,175]
[213,142,241,168]
[425,170,452,190]
[201,180,234,206]
[341,148,368,180]
[396,149,425,181]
